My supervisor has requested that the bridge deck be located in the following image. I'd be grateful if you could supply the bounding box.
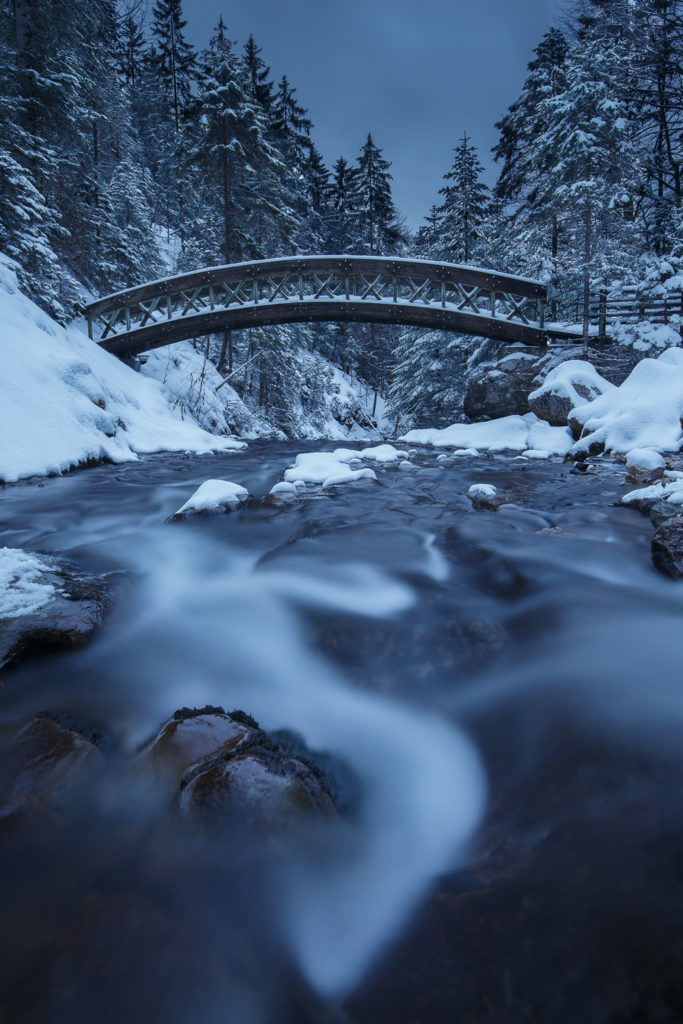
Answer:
[85,255,550,355]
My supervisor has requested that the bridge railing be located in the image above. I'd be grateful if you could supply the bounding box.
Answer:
[84,256,547,352]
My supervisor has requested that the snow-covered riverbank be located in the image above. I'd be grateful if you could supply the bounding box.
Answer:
[0,259,393,484]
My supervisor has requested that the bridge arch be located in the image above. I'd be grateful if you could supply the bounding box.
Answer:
[85,255,550,357]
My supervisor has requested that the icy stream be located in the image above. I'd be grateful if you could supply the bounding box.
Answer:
[1,442,682,1023]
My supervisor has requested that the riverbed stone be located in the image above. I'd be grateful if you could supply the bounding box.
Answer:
[651,517,683,578]
[0,554,112,670]
[650,499,683,528]
[0,713,101,825]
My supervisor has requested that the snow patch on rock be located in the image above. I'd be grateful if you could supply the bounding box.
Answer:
[174,480,250,517]
[625,448,666,472]
[0,548,56,619]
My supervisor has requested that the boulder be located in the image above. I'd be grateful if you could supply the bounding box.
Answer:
[651,517,683,578]
[143,707,338,829]
[528,360,614,427]
[464,349,543,421]
[0,549,112,669]
[0,713,102,825]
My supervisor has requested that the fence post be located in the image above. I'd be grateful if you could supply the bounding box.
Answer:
[599,289,607,338]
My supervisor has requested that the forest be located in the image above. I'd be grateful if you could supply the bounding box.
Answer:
[2,0,683,433]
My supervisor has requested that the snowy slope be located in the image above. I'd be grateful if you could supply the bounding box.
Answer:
[0,256,244,483]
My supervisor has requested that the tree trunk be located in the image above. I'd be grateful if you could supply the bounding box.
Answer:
[582,201,592,348]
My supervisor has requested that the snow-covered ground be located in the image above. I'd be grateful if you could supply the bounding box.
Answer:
[403,349,683,464]
[0,254,400,483]
[569,348,683,456]
[0,257,245,483]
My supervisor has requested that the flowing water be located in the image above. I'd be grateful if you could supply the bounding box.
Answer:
[1,443,682,1023]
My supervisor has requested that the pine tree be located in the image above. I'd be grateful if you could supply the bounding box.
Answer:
[531,34,640,336]
[271,76,312,155]
[437,133,489,262]
[243,35,272,109]
[354,133,401,255]
[117,11,145,87]
[150,0,196,133]
[327,156,359,252]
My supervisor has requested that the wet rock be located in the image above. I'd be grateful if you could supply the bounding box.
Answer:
[464,348,543,421]
[142,705,251,786]
[0,551,112,670]
[170,708,337,829]
[0,713,101,825]
[651,517,683,578]
[180,753,336,829]
[650,499,683,528]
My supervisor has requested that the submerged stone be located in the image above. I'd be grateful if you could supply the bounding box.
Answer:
[0,713,101,825]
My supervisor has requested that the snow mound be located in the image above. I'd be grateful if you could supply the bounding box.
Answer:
[401,413,572,456]
[468,484,496,498]
[626,448,665,472]
[529,359,614,425]
[0,257,245,483]
[174,479,250,517]
[0,548,55,619]
[270,481,298,496]
[284,451,378,489]
[570,348,683,456]
[322,468,377,489]
[334,444,407,464]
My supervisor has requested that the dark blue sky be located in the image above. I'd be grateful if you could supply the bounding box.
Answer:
[184,0,560,231]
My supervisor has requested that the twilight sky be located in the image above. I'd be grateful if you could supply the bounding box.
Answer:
[184,0,560,232]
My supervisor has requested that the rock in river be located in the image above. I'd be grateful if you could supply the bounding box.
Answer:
[0,547,111,670]
[143,707,338,829]
[0,713,102,825]
[651,517,683,578]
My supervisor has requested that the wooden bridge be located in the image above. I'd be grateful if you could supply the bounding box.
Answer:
[85,255,551,356]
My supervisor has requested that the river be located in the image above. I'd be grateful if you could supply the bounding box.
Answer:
[1,442,682,1023]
